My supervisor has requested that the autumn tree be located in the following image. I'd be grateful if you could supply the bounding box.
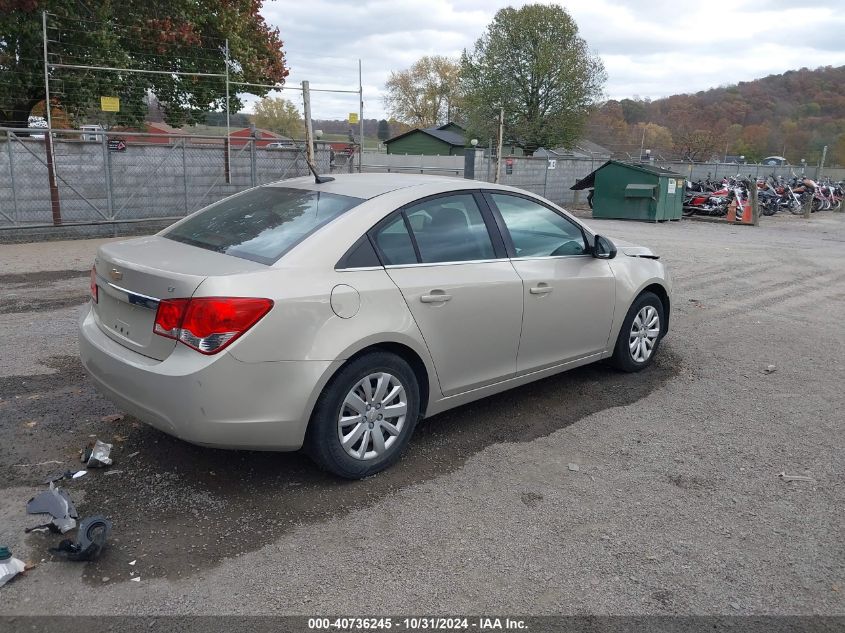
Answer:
[631,123,674,156]
[384,56,462,127]
[0,0,288,128]
[253,97,304,138]
[673,129,723,162]
[460,4,606,152]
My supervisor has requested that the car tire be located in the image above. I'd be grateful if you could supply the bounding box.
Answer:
[305,351,420,479]
[609,291,664,373]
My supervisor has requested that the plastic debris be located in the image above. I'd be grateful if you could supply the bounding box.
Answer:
[26,482,78,534]
[43,470,87,484]
[568,463,580,472]
[763,364,777,374]
[81,439,113,468]
[0,547,26,588]
[128,559,136,566]
[778,471,815,483]
[130,577,141,582]
[53,515,112,562]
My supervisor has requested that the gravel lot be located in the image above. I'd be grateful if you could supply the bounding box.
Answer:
[0,213,843,616]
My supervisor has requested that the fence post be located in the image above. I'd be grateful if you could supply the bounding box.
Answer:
[7,132,18,221]
[223,138,231,185]
[543,159,548,197]
[102,133,114,219]
[44,131,62,225]
[182,138,189,214]
[250,137,257,187]
[803,189,813,219]
[746,178,760,226]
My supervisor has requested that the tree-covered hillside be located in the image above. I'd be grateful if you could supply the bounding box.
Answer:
[585,66,845,165]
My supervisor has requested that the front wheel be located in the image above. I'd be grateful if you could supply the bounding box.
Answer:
[609,292,664,372]
[305,352,420,479]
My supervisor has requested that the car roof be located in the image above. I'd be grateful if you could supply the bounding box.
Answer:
[266,173,512,200]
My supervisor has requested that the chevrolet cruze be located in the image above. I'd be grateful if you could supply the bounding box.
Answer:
[79,174,671,478]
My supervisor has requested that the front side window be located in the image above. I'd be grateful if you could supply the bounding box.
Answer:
[490,194,587,257]
[404,194,496,264]
[165,187,364,265]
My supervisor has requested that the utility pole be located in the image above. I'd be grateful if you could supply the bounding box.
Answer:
[358,59,364,173]
[494,108,504,184]
[817,145,827,180]
[224,39,231,183]
[42,10,61,225]
[302,80,315,167]
[639,126,646,162]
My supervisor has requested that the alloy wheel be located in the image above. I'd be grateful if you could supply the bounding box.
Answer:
[629,305,660,363]
[337,373,408,461]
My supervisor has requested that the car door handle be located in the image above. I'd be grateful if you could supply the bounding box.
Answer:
[420,292,452,303]
[529,284,553,295]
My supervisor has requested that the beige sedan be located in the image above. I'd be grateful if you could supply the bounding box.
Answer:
[79,174,671,478]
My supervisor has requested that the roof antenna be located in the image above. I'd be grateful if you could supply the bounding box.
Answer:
[302,79,335,184]
[306,157,334,184]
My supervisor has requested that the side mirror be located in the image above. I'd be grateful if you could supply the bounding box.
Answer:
[593,235,617,260]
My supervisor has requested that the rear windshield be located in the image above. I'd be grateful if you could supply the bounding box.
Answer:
[164,187,364,264]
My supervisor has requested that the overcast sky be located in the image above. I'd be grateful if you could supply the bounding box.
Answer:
[257,0,845,120]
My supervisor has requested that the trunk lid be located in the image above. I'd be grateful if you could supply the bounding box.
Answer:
[93,236,266,360]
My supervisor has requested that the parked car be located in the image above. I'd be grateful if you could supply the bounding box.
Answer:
[79,174,672,478]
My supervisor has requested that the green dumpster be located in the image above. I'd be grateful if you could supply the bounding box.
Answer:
[572,160,685,222]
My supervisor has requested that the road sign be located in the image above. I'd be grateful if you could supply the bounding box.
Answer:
[100,96,120,112]
[108,139,126,152]
[348,112,359,124]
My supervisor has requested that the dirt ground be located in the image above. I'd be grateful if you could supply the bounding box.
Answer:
[0,212,843,616]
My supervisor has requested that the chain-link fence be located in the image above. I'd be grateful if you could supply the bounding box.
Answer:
[468,150,845,208]
[0,127,330,241]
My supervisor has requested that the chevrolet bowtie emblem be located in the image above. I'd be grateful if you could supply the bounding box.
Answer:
[110,268,123,281]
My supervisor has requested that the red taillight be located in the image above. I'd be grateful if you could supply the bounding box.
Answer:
[153,297,273,355]
[153,298,189,339]
[90,266,98,303]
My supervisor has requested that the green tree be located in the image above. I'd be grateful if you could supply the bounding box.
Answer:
[377,119,390,141]
[460,4,606,152]
[620,98,648,125]
[0,1,288,128]
[384,55,462,127]
[253,97,303,138]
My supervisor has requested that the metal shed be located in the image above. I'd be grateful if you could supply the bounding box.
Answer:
[572,160,686,222]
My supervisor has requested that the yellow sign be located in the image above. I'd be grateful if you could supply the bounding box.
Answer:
[100,96,120,112]
[348,112,359,124]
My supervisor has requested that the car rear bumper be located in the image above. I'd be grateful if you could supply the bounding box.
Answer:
[79,306,340,450]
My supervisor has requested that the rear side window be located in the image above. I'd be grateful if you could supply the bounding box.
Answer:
[164,187,364,265]
[404,194,496,264]
[374,215,418,265]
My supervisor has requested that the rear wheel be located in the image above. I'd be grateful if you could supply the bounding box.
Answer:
[305,352,420,479]
[610,292,664,372]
